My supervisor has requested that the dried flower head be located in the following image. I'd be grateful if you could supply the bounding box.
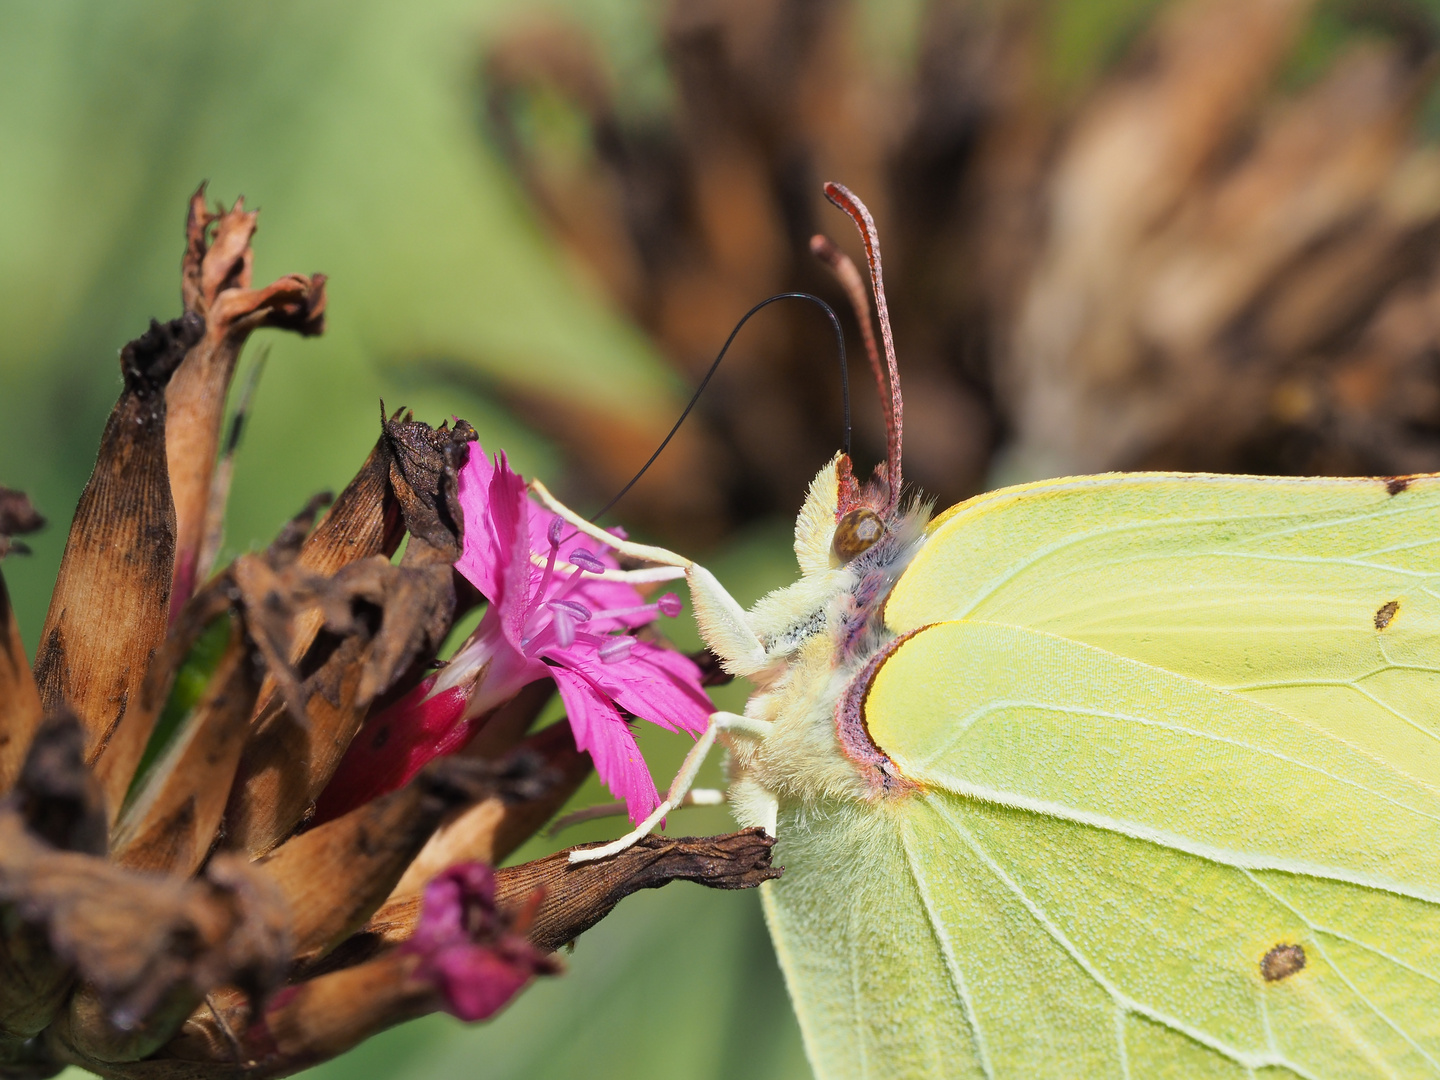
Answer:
[0,188,777,1080]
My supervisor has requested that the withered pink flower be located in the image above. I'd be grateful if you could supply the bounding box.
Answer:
[318,444,711,825]
[402,862,559,1021]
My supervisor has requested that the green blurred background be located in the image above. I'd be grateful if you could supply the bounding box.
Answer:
[10,0,1440,1076]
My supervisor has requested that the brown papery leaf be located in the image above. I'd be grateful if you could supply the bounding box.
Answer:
[148,949,434,1080]
[0,712,106,1046]
[167,187,327,614]
[340,413,475,707]
[5,721,287,1065]
[0,488,44,559]
[43,852,290,1066]
[32,315,204,762]
[289,432,405,582]
[150,833,775,1079]
[88,575,235,823]
[389,720,591,899]
[225,621,370,858]
[109,614,262,877]
[253,433,405,714]
[226,492,337,730]
[0,572,41,798]
[499,829,781,951]
[348,829,780,968]
[269,752,551,968]
[226,416,474,856]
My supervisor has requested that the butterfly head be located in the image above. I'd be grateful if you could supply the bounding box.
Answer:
[804,182,908,568]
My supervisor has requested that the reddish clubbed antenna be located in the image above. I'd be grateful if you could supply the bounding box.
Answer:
[820,181,903,513]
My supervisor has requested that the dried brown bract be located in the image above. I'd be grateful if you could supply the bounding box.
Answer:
[0,190,771,1080]
[32,315,203,763]
[169,186,327,610]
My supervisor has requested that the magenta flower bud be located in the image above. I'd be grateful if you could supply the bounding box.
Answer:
[404,863,558,1022]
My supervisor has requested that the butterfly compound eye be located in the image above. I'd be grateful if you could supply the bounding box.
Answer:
[833,508,886,562]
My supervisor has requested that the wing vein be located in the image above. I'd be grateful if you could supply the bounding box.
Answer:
[898,820,996,1080]
[1244,871,1440,1075]
[921,783,1440,904]
[929,799,1267,1070]
[914,699,1440,825]
[951,491,1440,618]
[1310,934,1440,1075]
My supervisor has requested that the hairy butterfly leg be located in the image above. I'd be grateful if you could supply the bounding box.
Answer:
[569,711,771,864]
[527,554,688,585]
[547,788,727,835]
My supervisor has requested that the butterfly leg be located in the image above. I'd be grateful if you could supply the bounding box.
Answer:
[569,711,768,863]
[547,788,725,836]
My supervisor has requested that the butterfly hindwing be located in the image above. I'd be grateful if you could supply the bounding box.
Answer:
[835,619,1440,1077]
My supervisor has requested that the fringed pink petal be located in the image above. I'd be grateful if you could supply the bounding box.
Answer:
[549,666,660,824]
[489,454,534,655]
[551,637,712,736]
[455,445,502,599]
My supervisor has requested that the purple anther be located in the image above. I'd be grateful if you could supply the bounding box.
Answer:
[569,548,607,573]
[598,635,636,663]
[551,609,577,648]
[547,517,564,550]
[547,599,592,622]
[657,592,682,618]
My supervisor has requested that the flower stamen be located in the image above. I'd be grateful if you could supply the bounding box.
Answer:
[597,635,637,663]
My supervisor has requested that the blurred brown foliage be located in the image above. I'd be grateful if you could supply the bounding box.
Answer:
[484,0,1440,539]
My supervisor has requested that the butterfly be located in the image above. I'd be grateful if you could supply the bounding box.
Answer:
[537,182,1440,1078]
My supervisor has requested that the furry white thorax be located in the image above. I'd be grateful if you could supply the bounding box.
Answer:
[720,454,932,829]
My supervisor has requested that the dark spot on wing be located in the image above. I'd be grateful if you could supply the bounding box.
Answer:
[1261,943,1306,982]
[1386,476,1413,496]
[1375,600,1400,631]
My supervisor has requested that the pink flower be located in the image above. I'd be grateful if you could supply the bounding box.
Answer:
[403,862,559,1021]
[315,443,712,825]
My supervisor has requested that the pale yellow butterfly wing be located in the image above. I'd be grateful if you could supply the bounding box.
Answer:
[766,473,1440,1078]
[887,473,1440,792]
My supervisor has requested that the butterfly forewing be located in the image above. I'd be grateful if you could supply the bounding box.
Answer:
[886,473,1440,794]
